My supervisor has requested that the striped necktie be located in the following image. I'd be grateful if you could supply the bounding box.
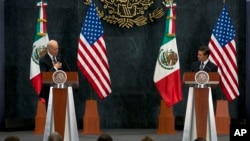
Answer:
[52,57,57,63]
[199,62,204,70]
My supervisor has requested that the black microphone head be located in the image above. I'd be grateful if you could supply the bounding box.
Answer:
[56,56,61,62]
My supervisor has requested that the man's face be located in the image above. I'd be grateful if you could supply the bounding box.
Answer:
[48,42,59,57]
[197,50,208,62]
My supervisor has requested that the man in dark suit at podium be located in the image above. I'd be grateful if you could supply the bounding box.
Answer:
[191,45,221,109]
[39,40,69,109]
[191,46,218,72]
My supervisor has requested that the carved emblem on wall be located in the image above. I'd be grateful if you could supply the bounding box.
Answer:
[84,0,165,28]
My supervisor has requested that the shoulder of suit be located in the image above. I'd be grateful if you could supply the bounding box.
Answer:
[208,61,217,67]
[40,53,50,61]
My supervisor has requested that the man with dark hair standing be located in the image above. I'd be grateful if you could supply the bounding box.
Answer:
[191,46,218,72]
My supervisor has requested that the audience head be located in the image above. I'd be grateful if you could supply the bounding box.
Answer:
[4,136,20,141]
[47,132,63,141]
[97,133,113,141]
[141,136,154,141]
[194,137,206,141]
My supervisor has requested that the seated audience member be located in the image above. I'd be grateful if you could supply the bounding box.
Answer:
[4,136,20,141]
[141,136,154,141]
[97,133,113,141]
[47,132,63,141]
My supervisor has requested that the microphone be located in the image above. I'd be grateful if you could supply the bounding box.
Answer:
[56,56,61,62]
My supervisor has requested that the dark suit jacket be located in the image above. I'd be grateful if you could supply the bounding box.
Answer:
[191,60,218,72]
[39,53,57,72]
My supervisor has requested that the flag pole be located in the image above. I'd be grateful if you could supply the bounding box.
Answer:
[90,88,93,100]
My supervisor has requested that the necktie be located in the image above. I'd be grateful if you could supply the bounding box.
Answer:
[53,57,57,63]
[200,62,204,70]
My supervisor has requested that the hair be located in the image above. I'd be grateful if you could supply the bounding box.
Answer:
[97,133,113,141]
[141,136,154,141]
[4,136,20,141]
[198,45,210,57]
[47,132,63,141]
[194,137,206,141]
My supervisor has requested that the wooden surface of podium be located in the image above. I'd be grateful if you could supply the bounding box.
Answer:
[215,100,230,134]
[194,88,209,138]
[182,72,219,141]
[82,100,101,134]
[42,71,79,88]
[34,100,46,134]
[53,88,68,138]
[156,100,176,134]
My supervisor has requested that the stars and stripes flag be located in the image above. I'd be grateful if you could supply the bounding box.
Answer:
[153,1,182,106]
[77,2,112,99]
[208,5,239,101]
[30,0,49,102]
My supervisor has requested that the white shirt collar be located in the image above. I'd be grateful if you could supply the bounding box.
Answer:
[48,52,55,61]
[202,59,209,65]
[48,52,53,60]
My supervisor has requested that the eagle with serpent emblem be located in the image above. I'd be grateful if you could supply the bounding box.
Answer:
[84,0,165,28]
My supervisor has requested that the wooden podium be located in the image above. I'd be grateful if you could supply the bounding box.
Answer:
[42,72,79,88]
[215,100,230,134]
[156,100,176,134]
[41,71,79,141]
[34,100,46,134]
[182,72,219,141]
[82,100,101,134]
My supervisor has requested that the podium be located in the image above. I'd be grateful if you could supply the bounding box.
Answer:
[182,72,219,141]
[82,100,101,134]
[41,72,79,141]
[156,100,176,134]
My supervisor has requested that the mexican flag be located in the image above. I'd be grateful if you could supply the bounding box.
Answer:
[30,0,49,102]
[153,1,182,106]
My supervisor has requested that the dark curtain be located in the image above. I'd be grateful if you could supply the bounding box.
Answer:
[3,0,246,129]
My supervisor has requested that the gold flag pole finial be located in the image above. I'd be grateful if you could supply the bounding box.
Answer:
[84,0,91,5]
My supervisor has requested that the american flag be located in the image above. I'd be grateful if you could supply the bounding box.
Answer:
[208,5,239,101]
[77,2,111,99]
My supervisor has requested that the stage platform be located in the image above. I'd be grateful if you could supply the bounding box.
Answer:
[0,129,229,141]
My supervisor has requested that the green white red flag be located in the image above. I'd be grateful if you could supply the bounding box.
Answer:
[153,1,182,106]
[30,0,49,102]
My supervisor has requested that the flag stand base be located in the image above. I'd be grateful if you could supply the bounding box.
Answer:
[156,100,176,134]
[215,100,230,134]
[33,100,46,134]
[82,100,101,134]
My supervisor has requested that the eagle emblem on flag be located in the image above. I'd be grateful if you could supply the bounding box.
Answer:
[158,49,178,70]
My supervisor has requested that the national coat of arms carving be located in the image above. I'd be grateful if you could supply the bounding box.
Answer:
[84,0,165,28]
